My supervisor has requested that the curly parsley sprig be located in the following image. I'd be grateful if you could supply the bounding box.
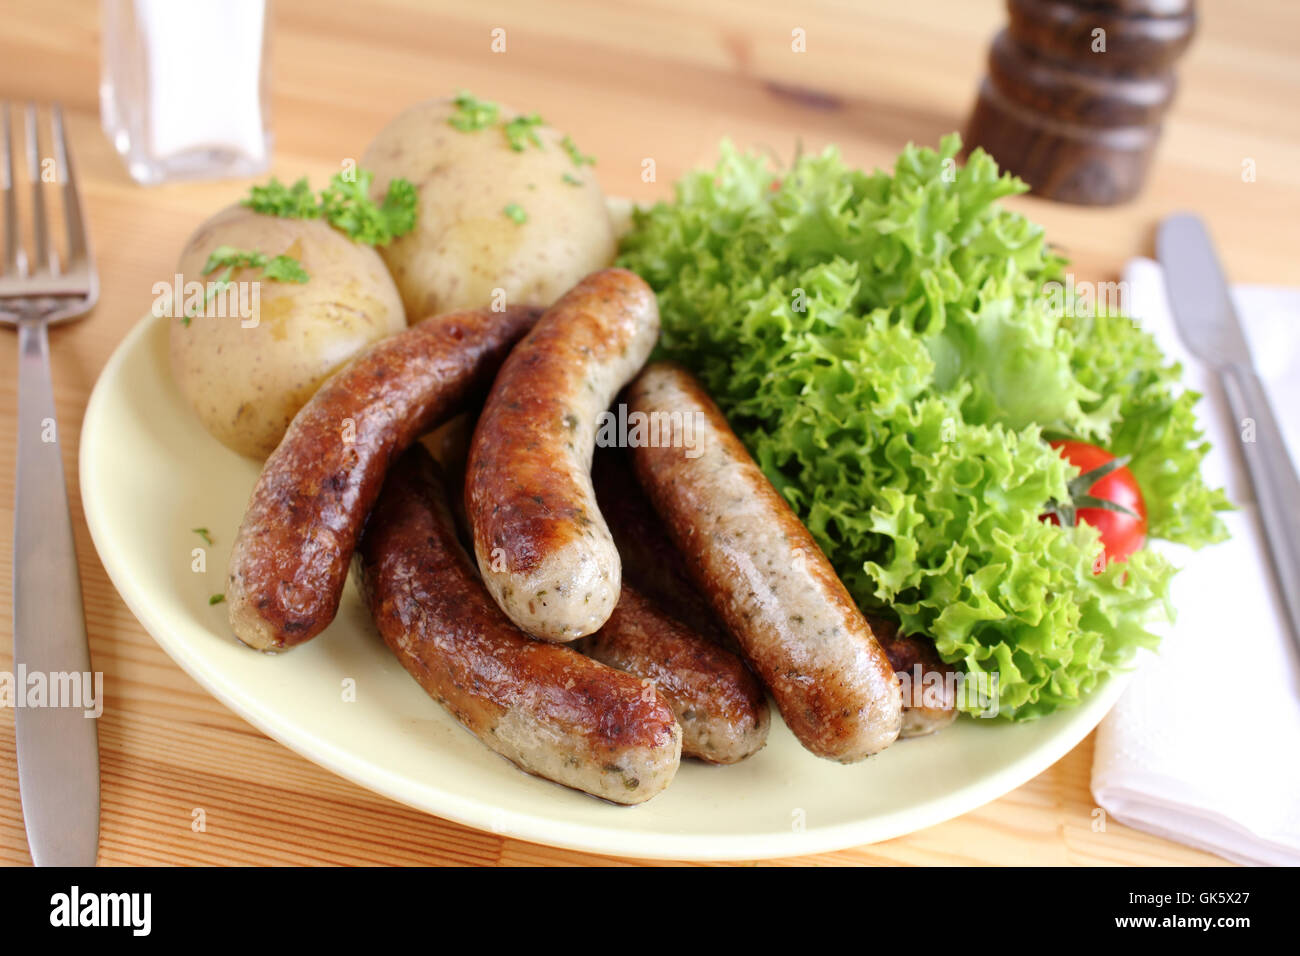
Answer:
[182,245,310,324]
[504,113,544,152]
[320,170,418,246]
[447,90,596,180]
[241,169,418,247]
[243,177,320,219]
[560,134,595,168]
[449,90,500,131]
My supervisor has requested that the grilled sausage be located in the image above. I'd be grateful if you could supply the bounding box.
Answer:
[592,447,737,652]
[227,306,541,652]
[358,448,682,805]
[597,444,949,741]
[871,617,959,738]
[465,269,659,641]
[575,587,770,764]
[626,362,903,762]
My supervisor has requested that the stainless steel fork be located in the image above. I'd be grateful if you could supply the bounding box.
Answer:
[2,103,100,866]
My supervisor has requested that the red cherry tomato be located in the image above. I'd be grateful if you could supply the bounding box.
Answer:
[1044,440,1148,568]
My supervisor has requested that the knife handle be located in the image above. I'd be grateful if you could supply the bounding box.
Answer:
[1220,361,1300,650]
[13,318,100,866]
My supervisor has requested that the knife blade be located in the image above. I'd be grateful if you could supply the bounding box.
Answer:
[1157,214,1253,367]
[13,322,100,867]
[1157,212,1300,651]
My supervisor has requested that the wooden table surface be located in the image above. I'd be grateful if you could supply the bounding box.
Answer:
[3,0,1295,867]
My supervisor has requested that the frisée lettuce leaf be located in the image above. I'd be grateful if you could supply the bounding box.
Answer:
[618,134,1230,720]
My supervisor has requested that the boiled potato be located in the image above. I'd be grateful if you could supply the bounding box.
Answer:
[169,205,406,459]
[361,97,616,319]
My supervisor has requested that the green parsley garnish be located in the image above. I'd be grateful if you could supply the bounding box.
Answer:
[449,91,500,131]
[242,177,321,219]
[319,169,417,246]
[448,92,594,180]
[209,593,226,606]
[192,527,213,546]
[261,255,310,284]
[201,246,273,275]
[182,245,310,325]
[504,113,544,152]
[503,203,528,224]
[240,170,418,247]
[561,134,595,167]
[201,246,310,286]
[562,172,584,187]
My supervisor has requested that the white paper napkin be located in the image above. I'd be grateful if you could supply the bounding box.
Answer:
[1089,257,1300,866]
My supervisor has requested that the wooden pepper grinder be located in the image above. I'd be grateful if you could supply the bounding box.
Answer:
[965,0,1197,205]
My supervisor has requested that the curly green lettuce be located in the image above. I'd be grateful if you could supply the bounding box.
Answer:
[618,134,1230,720]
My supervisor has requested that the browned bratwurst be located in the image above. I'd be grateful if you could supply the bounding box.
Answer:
[627,362,904,763]
[575,587,770,765]
[227,306,541,652]
[871,617,959,738]
[592,447,736,651]
[597,446,952,741]
[358,448,682,804]
[598,446,953,741]
[465,269,659,642]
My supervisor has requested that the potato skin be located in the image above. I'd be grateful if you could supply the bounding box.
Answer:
[170,205,407,459]
[361,97,617,317]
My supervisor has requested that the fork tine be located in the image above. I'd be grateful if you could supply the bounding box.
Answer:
[25,102,50,275]
[2,102,20,276]
[52,104,89,268]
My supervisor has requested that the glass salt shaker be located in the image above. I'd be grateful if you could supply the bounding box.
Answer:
[100,0,272,185]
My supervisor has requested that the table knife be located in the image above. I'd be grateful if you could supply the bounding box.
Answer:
[1157,212,1300,651]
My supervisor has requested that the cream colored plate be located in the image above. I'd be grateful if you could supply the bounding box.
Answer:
[80,309,1135,861]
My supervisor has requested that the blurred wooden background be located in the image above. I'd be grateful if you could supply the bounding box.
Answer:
[4,0,1297,865]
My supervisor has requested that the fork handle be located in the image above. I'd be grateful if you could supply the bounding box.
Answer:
[13,317,100,866]
[1220,361,1300,652]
